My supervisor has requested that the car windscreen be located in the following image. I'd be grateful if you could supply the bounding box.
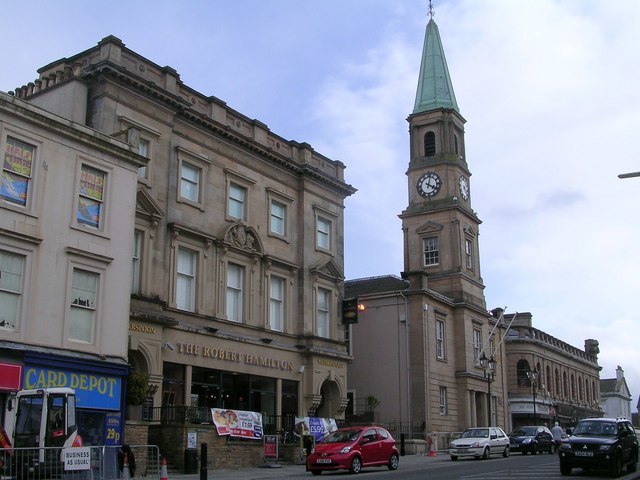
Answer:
[324,429,361,443]
[511,426,536,436]
[573,421,617,437]
[462,428,489,438]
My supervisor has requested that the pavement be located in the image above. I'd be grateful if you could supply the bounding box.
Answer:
[167,452,442,479]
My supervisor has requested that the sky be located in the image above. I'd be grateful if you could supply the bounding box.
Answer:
[1,0,638,411]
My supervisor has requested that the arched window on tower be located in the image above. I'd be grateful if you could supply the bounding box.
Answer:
[424,131,436,157]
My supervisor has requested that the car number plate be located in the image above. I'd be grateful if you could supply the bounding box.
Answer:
[456,449,469,453]
[317,459,332,464]
[575,451,593,457]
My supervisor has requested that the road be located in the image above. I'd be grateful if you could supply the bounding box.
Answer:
[190,453,640,480]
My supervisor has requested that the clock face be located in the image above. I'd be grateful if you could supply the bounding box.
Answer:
[417,172,441,198]
[459,175,469,200]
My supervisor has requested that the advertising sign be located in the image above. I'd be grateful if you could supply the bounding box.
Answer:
[211,408,263,439]
[294,416,338,441]
[263,435,278,460]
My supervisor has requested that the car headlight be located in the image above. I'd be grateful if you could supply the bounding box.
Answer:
[522,438,532,444]
[559,443,571,450]
[340,446,352,454]
[470,442,481,448]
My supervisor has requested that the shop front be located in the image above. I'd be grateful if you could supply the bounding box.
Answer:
[21,351,128,446]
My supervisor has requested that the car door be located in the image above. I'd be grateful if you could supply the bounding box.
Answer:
[490,428,507,456]
[359,428,382,465]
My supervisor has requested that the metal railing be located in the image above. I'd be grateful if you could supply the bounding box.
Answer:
[0,445,160,480]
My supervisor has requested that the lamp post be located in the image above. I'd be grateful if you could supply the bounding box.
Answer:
[479,353,497,426]
[527,368,539,423]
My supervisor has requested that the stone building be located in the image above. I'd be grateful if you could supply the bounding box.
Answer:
[503,312,602,430]
[0,91,145,445]
[346,15,509,437]
[345,14,603,440]
[9,35,355,467]
[600,366,632,420]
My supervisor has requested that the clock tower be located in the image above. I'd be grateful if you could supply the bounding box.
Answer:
[400,15,485,310]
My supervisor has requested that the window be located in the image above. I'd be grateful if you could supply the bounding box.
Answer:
[439,386,447,415]
[226,264,243,323]
[137,138,150,178]
[228,183,246,220]
[316,217,331,250]
[465,239,473,268]
[2,137,34,206]
[269,200,286,236]
[78,165,106,228]
[180,162,200,203]
[70,269,98,343]
[435,319,445,359]
[423,237,439,266]
[424,131,436,157]
[0,250,24,330]
[473,328,481,364]
[317,288,330,338]
[176,247,196,312]
[269,276,284,331]
[517,360,532,386]
[131,230,142,294]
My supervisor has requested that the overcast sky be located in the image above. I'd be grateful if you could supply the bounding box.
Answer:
[2,0,638,411]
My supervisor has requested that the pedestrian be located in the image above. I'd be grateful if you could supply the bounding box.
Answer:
[118,444,136,478]
[551,422,564,450]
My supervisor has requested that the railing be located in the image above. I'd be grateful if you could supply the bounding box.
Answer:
[146,406,212,424]
[0,445,160,480]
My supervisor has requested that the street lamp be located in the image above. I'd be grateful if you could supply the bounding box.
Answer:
[479,353,497,426]
[527,368,539,423]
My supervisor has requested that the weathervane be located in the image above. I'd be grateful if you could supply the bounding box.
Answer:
[428,0,435,19]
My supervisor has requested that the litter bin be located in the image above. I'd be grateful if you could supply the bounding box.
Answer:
[184,449,198,474]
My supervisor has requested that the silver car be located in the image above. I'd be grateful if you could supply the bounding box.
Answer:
[449,427,511,460]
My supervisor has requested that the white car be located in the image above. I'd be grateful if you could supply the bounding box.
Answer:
[449,427,511,460]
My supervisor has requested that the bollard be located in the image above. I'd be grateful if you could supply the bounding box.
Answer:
[400,433,405,456]
[200,443,207,480]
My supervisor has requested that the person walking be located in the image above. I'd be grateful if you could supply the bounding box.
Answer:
[551,422,564,452]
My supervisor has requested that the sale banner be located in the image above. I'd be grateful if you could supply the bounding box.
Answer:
[294,416,337,441]
[211,408,263,439]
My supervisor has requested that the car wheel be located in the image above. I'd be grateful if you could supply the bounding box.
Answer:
[560,460,572,476]
[310,470,322,476]
[502,445,510,458]
[450,455,458,461]
[388,453,399,470]
[610,454,623,478]
[482,447,490,460]
[350,456,362,474]
[627,451,638,473]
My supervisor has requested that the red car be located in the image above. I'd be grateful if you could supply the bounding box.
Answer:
[306,426,400,475]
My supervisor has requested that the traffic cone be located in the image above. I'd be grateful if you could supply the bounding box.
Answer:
[122,453,131,480]
[160,457,169,480]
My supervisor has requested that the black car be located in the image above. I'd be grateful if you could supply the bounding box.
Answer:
[559,417,638,477]
[509,425,555,455]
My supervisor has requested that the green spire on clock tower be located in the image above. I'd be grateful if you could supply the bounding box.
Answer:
[413,18,459,114]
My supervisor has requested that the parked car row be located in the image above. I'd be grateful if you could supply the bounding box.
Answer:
[305,418,638,477]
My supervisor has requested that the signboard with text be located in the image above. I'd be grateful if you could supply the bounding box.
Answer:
[211,408,263,439]
[294,416,337,441]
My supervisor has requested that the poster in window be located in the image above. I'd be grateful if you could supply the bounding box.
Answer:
[294,416,338,441]
[77,197,100,227]
[211,408,263,439]
[0,171,28,205]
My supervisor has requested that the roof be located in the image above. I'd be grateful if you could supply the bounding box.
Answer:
[600,379,618,394]
[413,18,459,114]
[345,275,409,298]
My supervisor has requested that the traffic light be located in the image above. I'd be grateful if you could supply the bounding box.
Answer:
[342,297,364,324]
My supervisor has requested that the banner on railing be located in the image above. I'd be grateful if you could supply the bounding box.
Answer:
[211,408,263,439]
[294,416,337,441]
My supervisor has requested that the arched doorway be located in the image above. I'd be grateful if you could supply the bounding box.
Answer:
[316,379,341,419]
